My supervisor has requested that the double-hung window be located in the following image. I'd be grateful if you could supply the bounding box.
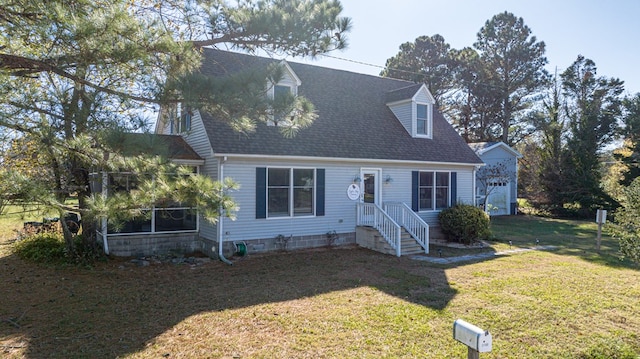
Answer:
[418,171,450,211]
[416,104,428,136]
[272,85,293,124]
[267,168,315,217]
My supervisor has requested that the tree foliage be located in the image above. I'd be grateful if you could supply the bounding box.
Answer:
[447,46,503,142]
[380,34,456,105]
[559,55,623,214]
[615,94,640,186]
[0,0,351,256]
[473,11,549,145]
[519,57,624,216]
[609,177,640,264]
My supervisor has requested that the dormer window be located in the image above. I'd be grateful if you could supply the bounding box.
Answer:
[168,103,191,134]
[267,61,301,127]
[274,85,292,99]
[417,104,428,135]
[415,102,432,138]
[386,84,435,139]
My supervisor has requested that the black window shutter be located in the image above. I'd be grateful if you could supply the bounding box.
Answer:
[316,169,325,216]
[450,172,457,206]
[256,167,267,219]
[411,171,419,211]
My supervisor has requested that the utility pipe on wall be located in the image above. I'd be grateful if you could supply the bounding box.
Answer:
[218,155,233,265]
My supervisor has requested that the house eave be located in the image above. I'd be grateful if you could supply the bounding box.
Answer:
[477,142,523,158]
[213,152,483,167]
[172,159,205,166]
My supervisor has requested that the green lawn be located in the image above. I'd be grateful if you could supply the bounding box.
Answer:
[1,214,639,358]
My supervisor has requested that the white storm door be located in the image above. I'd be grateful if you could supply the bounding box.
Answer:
[360,169,381,206]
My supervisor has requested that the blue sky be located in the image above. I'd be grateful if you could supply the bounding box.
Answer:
[292,0,640,95]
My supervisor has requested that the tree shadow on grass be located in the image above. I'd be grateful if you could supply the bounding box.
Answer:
[0,246,457,358]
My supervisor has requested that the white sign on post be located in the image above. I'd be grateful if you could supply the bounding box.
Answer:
[596,209,607,224]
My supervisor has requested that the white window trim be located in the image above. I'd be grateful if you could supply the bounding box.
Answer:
[418,170,451,212]
[266,166,317,219]
[267,82,297,127]
[413,102,433,139]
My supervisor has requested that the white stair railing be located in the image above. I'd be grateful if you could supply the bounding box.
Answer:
[356,202,402,257]
[384,202,429,254]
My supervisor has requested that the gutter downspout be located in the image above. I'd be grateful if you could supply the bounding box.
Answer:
[218,156,233,265]
[473,165,479,208]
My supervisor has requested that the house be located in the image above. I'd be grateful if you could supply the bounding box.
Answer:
[102,48,484,258]
[469,142,522,216]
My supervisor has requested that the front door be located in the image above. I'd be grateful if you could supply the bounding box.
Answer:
[361,169,381,205]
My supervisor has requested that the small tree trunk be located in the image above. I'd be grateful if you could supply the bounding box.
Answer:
[58,210,76,256]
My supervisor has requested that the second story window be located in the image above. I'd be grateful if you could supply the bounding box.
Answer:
[416,104,428,136]
[273,85,293,124]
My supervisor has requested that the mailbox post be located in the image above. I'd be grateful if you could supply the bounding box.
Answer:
[453,319,492,359]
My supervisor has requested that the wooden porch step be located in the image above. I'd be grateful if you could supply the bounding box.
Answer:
[356,226,427,257]
[378,230,426,256]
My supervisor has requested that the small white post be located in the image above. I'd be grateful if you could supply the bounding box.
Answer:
[596,209,607,251]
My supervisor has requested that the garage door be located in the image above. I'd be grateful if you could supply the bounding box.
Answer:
[486,182,510,216]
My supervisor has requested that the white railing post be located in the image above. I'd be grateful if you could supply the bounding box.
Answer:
[384,202,430,254]
[357,202,402,257]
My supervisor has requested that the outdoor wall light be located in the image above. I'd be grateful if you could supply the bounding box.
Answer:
[353,175,362,183]
[384,175,393,184]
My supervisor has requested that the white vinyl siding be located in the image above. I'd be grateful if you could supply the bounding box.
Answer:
[182,110,218,240]
[216,158,476,242]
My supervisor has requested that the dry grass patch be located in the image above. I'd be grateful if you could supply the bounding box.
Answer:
[1,215,639,358]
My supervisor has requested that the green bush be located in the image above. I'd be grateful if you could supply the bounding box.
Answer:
[13,232,67,264]
[13,232,105,266]
[438,204,491,245]
[609,177,640,264]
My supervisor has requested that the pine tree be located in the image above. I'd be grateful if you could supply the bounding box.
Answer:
[0,0,351,256]
[474,11,549,145]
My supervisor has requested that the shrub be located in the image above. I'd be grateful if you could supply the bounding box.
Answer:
[13,232,67,264]
[609,177,640,264]
[438,204,491,245]
[13,232,105,266]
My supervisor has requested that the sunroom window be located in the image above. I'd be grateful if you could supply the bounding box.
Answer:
[104,170,198,234]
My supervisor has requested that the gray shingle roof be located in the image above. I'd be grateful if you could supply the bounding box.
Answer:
[116,133,203,161]
[199,48,482,165]
[468,142,499,154]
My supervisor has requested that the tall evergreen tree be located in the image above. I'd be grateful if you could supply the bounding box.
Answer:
[0,0,351,255]
[448,47,503,142]
[532,72,570,207]
[380,34,456,105]
[615,93,640,186]
[560,55,624,214]
[474,11,549,145]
